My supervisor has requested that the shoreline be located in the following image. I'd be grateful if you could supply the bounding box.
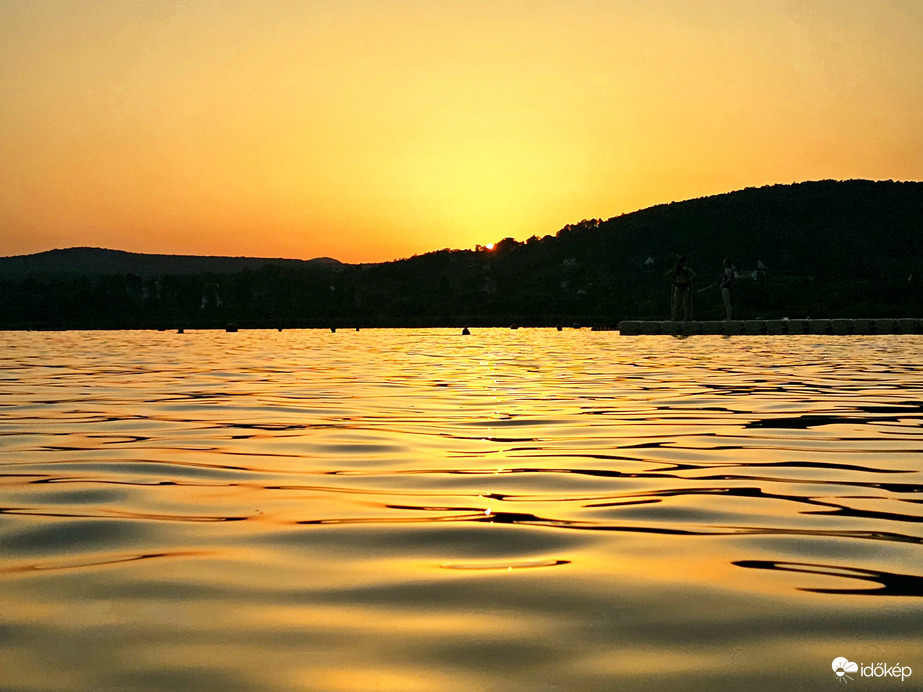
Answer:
[1,318,922,335]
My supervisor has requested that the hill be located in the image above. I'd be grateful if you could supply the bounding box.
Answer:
[346,179,923,324]
[0,247,341,280]
[1,180,921,329]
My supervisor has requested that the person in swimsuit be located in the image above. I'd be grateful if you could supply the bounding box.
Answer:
[720,258,735,320]
[667,256,696,321]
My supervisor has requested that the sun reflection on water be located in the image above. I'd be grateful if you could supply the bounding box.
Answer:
[0,329,921,691]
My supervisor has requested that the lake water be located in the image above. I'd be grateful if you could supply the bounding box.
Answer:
[0,329,920,691]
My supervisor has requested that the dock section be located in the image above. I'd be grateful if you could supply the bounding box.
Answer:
[618,319,923,336]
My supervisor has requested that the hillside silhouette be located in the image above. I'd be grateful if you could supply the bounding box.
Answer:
[2,180,921,329]
[0,247,341,280]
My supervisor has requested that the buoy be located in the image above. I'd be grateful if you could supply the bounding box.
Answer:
[462,327,470,335]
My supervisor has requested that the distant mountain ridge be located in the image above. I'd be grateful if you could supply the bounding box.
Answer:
[0,247,343,279]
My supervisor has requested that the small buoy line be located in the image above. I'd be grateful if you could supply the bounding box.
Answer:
[166,324,603,335]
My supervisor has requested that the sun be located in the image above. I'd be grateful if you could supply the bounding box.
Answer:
[485,243,495,250]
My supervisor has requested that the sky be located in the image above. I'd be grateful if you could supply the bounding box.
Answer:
[1,0,922,264]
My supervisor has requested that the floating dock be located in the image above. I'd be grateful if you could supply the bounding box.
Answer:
[617,319,923,336]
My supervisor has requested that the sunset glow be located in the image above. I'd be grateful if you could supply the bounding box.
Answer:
[1,1,921,263]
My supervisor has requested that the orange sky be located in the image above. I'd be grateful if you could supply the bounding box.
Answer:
[1,0,921,263]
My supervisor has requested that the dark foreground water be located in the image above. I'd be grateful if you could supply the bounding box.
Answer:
[0,329,920,691]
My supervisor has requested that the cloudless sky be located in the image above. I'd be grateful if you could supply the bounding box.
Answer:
[1,0,921,263]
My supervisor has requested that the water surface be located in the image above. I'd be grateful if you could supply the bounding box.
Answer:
[1,329,921,690]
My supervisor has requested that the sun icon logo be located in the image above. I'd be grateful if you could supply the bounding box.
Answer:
[832,657,858,683]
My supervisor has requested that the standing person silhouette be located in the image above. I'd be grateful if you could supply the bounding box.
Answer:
[720,258,735,320]
[667,256,696,321]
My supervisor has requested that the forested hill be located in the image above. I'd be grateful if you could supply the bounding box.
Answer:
[2,179,922,329]
[561,178,921,277]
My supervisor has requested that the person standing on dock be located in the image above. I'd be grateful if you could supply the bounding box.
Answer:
[667,256,696,321]
[720,258,735,320]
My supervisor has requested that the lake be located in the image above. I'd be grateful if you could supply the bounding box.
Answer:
[0,329,920,691]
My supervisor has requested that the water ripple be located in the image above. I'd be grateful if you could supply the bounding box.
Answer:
[0,329,921,691]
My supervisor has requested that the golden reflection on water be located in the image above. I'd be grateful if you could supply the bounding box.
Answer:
[0,329,921,691]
